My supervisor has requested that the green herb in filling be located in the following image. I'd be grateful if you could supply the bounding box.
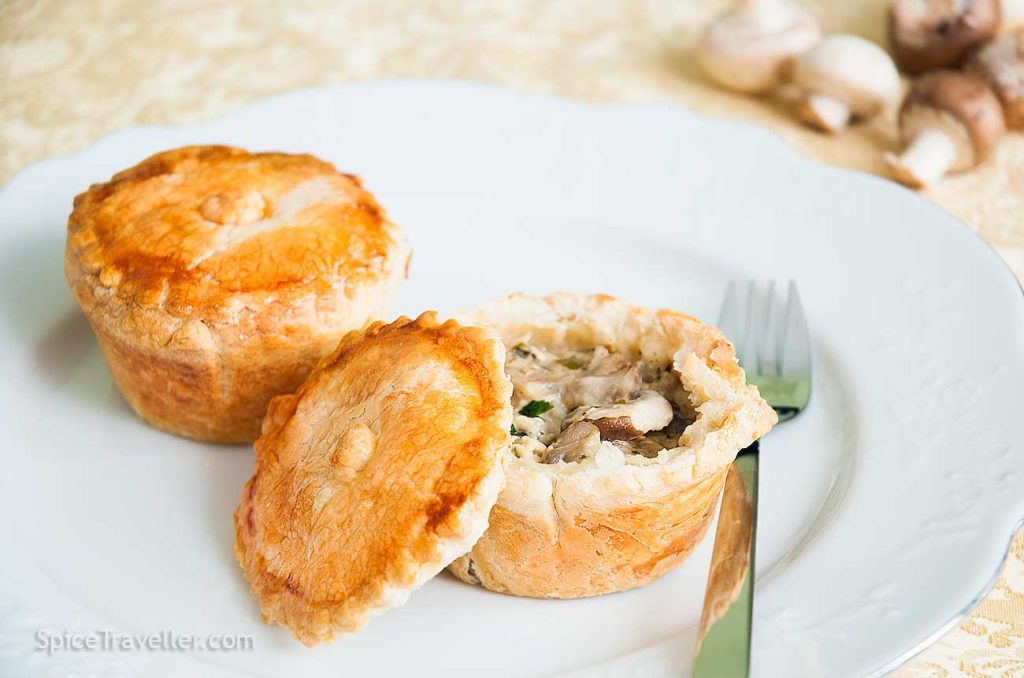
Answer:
[557,356,587,370]
[510,424,525,436]
[518,400,553,418]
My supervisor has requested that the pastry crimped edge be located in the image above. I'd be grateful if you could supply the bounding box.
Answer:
[64,146,411,443]
[447,292,777,598]
[235,313,513,645]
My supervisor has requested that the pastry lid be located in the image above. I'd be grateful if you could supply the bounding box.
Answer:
[67,145,410,329]
[234,312,512,645]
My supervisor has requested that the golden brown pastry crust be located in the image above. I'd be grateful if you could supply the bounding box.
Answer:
[234,313,512,645]
[64,146,410,442]
[447,293,777,598]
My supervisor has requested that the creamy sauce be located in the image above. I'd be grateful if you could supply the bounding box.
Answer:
[507,344,693,464]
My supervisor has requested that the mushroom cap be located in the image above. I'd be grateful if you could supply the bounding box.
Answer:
[966,31,1024,128]
[889,0,1000,73]
[791,34,902,117]
[900,70,1006,164]
[697,0,822,93]
[575,390,675,441]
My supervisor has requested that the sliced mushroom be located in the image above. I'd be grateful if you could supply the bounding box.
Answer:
[697,0,822,94]
[966,31,1024,129]
[506,347,558,403]
[885,71,1006,187]
[612,436,666,459]
[645,412,691,449]
[568,390,674,441]
[544,421,602,464]
[791,34,902,133]
[563,363,641,410]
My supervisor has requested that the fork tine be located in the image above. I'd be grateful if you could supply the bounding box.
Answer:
[718,280,763,372]
[759,281,780,376]
[742,282,755,374]
[717,281,741,353]
[717,280,811,421]
[719,280,805,378]
[780,281,812,378]
[740,281,760,372]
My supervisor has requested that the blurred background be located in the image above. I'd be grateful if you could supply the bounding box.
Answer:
[2,1,1022,675]
[4,1,1024,276]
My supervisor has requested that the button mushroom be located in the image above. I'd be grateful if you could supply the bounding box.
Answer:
[889,0,1002,73]
[545,421,602,464]
[697,0,822,94]
[790,34,902,133]
[567,390,674,441]
[966,31,1024,128]
[885,70,1006,187]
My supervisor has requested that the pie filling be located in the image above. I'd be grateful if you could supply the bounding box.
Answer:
[507,344,695,464]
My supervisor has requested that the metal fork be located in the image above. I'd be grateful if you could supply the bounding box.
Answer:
[692,281,812,678]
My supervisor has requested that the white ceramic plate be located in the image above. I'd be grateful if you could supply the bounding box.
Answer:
[1,82,1022,678]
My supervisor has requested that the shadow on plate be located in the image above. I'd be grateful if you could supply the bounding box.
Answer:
[0,230,129,414]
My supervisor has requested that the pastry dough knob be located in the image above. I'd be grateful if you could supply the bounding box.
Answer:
[98,265,123,287]
[329,423,376,482]
[200,190,267,225]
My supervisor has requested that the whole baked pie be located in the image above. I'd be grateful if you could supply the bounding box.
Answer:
[233,293,774,644]
[64,145,410,443]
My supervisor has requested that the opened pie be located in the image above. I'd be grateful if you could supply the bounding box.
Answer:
[446,293,777,598]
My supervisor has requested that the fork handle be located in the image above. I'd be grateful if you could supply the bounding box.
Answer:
[692,443,759,677]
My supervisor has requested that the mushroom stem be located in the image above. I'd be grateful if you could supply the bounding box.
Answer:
[885,127,957,188]
[800,93,851,132]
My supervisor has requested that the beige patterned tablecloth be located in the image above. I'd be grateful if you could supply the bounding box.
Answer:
[1,1,1022,674]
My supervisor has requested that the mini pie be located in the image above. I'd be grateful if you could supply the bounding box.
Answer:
[233,293,775,643]
[446,293,777,598]
[234,313,511,645]
[64,145,410,443]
